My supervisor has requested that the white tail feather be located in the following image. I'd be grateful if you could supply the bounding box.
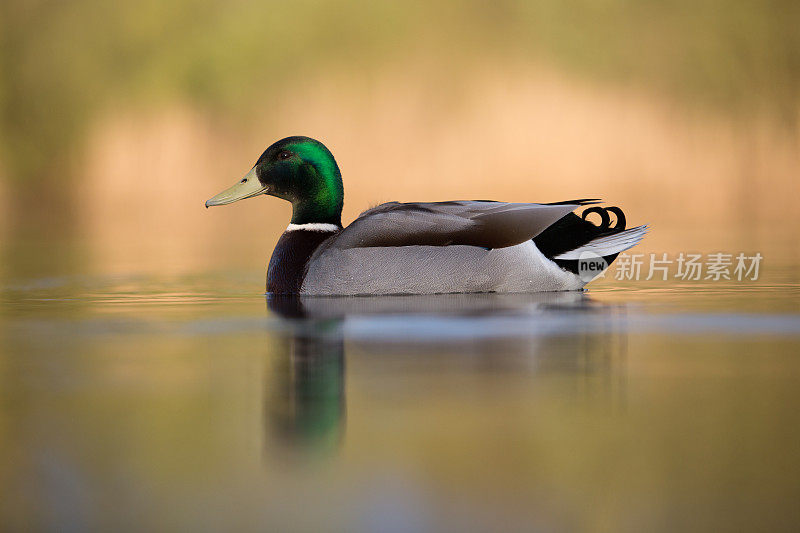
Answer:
[553,225,649,260]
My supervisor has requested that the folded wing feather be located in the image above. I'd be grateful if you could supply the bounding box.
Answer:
[329,201,584,250]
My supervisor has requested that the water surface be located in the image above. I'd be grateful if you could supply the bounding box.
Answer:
[2,270,800,531]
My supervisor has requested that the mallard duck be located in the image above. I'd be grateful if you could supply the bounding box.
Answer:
[206,136,647,295]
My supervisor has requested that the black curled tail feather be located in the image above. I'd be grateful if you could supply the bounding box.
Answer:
[533,205,629,274]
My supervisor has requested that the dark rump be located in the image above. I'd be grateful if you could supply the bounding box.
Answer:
[534,205,628,274]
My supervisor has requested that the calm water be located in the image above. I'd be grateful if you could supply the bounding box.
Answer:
[2,269,800,532]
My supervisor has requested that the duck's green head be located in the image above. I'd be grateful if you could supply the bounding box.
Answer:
[206,136,343,226]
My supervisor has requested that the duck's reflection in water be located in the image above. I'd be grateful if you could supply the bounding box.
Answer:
[265,292,627,455]
[266,296,346,455]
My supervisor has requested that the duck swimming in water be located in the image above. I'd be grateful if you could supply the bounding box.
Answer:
[206,136,647,295]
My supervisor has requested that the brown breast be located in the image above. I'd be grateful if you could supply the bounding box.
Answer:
[267,230,337,294]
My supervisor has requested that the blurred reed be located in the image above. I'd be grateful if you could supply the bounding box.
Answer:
[0,0,798,276]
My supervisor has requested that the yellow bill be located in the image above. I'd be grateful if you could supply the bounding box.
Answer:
[205,167,267,207]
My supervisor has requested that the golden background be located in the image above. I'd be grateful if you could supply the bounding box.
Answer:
[1,0,798,277]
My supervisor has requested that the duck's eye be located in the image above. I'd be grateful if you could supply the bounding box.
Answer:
[278,150,292,160]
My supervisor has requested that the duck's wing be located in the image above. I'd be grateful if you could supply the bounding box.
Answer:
[330,200,599,250]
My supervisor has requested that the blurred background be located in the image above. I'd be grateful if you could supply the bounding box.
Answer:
[1,0,798,280]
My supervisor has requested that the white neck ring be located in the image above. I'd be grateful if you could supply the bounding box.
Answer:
[286,223,340,233]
